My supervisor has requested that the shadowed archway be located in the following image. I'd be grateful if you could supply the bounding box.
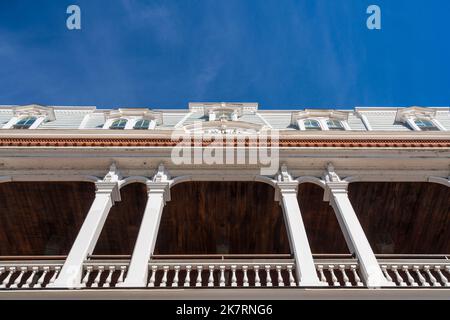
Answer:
[349,182,450,254]
[298,183,349,254]
[154,181,291,255]
[0,182,95,256]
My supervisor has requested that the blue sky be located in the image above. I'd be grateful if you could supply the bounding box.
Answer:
[0,0,449,110]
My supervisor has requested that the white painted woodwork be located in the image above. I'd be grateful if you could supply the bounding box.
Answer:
[120,181,170,287]
[172,266,180,287]
[326,181,394,287]
[242,266,249,287]
[184,265,192,287]
[51,181,120,288]
[277,181,325,286]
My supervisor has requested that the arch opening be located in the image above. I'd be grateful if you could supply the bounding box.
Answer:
[93,183,148,255]
[0,182,95,256]
[297,183,350,254]
[154,181,291,255]
[349,182,450,254]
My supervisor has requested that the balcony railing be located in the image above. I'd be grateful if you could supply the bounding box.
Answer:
[0,254,449,289]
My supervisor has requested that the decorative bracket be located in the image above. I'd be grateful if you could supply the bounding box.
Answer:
[323,163,348,202]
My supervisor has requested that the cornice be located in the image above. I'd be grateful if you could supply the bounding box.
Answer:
[0,136,448,148]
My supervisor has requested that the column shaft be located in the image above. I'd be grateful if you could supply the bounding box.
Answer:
[51,183,119,288]
[278,183,324,286]
[120,183,169,287]
[329,185,394,287]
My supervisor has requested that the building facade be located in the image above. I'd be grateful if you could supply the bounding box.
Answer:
[0,102,449,299]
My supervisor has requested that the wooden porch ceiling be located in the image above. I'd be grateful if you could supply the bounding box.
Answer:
[0,181,448,256]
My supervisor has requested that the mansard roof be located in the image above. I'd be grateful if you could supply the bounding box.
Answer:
[0,104,448,131]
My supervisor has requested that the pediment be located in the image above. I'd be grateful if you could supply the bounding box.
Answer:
[291,109,349,125]
[395,106,436,122]
[106,108,163,124]
[183,119,266,134]
[13,104,56,121]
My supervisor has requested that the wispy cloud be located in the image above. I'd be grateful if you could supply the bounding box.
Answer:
[120,0,182,46]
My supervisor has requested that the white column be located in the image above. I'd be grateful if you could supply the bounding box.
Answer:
[277,181,325,286]
[325,181,394,287]
[51,181,120,288]
[119,182,170,287]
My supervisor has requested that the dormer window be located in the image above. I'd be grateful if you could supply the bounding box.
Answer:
[395,107,446,132]
[110,118,127,130]
[414,119,440,131]
[102,108,162,130]
[13,116,37,129]
[133,119,150,130]
[205,105,243,122]
[291,110,350,131]
[326,119,345,131]
[304,119,322,130]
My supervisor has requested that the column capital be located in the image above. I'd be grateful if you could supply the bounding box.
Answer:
[95,181,121,203]
[324,181,349,202]
[276,181,299,194]
[146,181,171,202]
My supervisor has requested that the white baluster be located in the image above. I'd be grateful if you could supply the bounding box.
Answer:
[81,266,92,288]
[147,266,157,287]
[184,265,192,287]
[381,265,393,283]
[219,266,226,287]
[265,265,272,287]
[196,266,203,287]
[49,267,60,286]
[208,266,215,287]
[0,267,15,288]
[231,265,237,287]
[254,266,261,287]
[91,266,104,288]
[424,265,440,287]
[434,266,449,287]
[391,266,406,287]
[34,267,49,288]
[329,265,340,286]
[104,266,115,288]
[350,265,364,287]
[116,266,126,287]
[11,267,27,288]
[160,266,169,287]
[402,266,418,287]
[287,265,296,287]
[276,266,284,287]
[339,265,351,287]
[317,265,327,284]
[413,266,430,287]
[445,266,450,278]
[172,266,180,287]
[23,267,38,288]
[242,266,249,287]
[0,267,4,278]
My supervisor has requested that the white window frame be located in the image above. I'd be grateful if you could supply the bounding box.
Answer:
[103,117,156,130]
[3,115,46,129]
[406,117,445,132]
[298,118,350,131]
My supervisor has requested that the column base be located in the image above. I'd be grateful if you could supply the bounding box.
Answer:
[366,276,396,288]
[298,281,329,287]
[116,281,147,288]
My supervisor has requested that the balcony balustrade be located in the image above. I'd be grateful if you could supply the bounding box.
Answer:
[1,254,449,289]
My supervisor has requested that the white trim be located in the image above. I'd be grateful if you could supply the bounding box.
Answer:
[174,112,193,128]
